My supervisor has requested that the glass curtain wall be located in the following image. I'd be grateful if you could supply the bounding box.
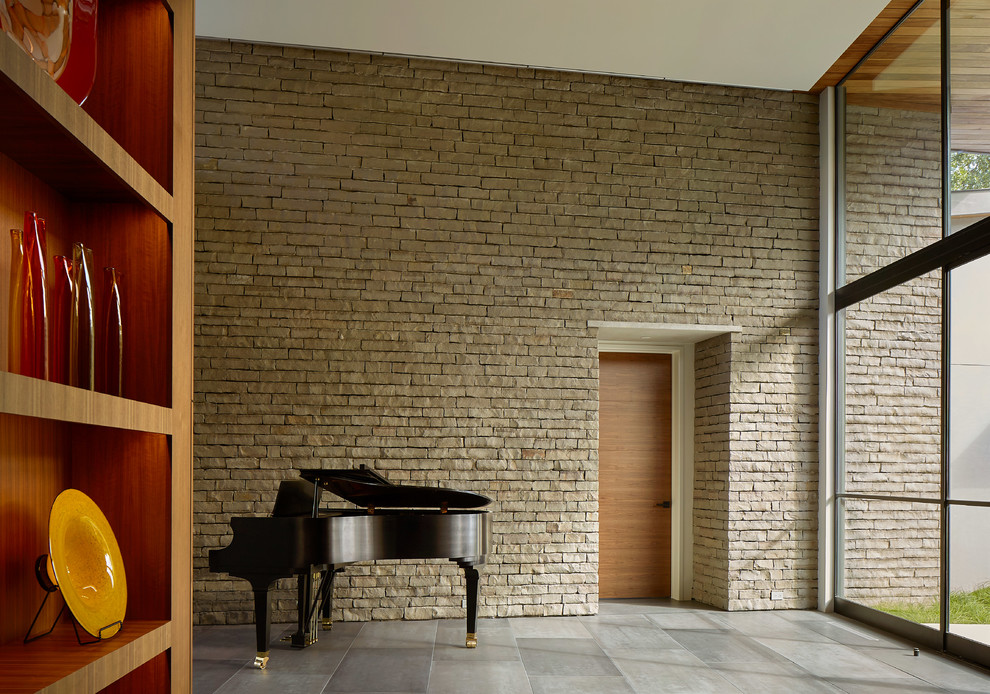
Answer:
[836,0,990,662]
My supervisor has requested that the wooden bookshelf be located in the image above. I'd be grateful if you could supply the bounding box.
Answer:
[0,0,193,692]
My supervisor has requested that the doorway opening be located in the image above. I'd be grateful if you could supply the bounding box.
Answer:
[593,321,740,602]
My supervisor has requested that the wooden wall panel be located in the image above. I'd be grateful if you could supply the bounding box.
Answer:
[83,0,173,191]
[98,650,170,694]
[0,414,69,645]
[70,426,172,623]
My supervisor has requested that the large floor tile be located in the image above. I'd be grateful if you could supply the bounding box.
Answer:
[608,647,743,694]
[529,675,637,694]
[666,626,787,664]
[509,616,592,638]
[324,647,433,692]
[579,614,682,651]
[193,659,244,694]
[434,621,519,662]
[597,598,709,616]
[859,646,990,692]
[350,620,438,649]
[793,616,906,650]
[707,610,835,642]
[711,659,845,693]
[214,670,332,694]
[427,660,532,694]
[756,637,919,681]
[645,611,724,631]
[822,678,952,693]
[195,623,262,660]
[516,637,621,677]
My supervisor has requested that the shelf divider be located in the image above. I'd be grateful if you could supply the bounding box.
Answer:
[0,372,171,435]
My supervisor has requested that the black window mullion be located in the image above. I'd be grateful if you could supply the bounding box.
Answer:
[835,216,990,311]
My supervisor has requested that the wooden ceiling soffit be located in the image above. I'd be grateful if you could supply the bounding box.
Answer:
[842,3,940,114]
[810,0,924,93]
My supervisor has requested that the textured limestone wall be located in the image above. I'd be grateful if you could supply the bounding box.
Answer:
[193,39,820,624]
[840,104,942,604]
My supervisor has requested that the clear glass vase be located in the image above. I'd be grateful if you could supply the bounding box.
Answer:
[51,255,74,385]
[102,267,123,397]
[69,243,95,390]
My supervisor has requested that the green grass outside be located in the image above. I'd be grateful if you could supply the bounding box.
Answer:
[872,584,990,624]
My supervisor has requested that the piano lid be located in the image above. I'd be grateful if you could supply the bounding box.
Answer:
[298,468,491,509]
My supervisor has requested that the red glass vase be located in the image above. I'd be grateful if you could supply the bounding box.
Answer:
[69,243,95,390]
[7,228,25,374]
[101,267,123,397]
[51,255,74,385]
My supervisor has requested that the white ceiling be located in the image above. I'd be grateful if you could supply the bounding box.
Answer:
[196,0,888,92]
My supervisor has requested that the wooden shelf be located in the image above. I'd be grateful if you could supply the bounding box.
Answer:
[0,620,170,694]
[0,38,172,221]
[0,373,171,435]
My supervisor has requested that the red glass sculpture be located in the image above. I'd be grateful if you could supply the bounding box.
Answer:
[0,0,99,105]
[7,228,25,374]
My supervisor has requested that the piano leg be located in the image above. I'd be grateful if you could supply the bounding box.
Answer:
[248,580,273,669]
[318,567,340,630]
[458,562,481,648]
[291,568,319,647]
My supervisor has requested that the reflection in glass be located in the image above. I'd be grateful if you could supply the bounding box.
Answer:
[843,271,942,497]
[841,0,942,283]
[841,497,940,627]
[949,255,990,501]
[949,505,990,645]
[950,2,990,233]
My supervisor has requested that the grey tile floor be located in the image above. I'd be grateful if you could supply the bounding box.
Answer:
[194,600,990,693]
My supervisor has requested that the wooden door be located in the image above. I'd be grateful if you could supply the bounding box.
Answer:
[599,352,672,598]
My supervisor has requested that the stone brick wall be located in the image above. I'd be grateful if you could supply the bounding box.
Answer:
[194,39,821,624]
[840,104,942,605]
[692,334,733,607]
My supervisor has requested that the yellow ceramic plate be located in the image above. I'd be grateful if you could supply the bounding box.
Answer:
[49,489,126,638]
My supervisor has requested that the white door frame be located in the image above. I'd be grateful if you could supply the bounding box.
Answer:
[594,321,739,602]
[598,340,693,599]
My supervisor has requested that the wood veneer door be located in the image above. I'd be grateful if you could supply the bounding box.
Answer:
[599,352,672,598]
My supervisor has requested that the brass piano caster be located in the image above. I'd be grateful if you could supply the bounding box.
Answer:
[321,618,333,630]
[466,633,477,648]
[254,652,270,669]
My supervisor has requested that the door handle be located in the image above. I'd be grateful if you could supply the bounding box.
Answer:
[656,501,671,508]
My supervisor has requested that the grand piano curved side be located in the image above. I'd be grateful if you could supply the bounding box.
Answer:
[209,468,492,669]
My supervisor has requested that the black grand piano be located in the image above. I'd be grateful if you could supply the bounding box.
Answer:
[209,467,491,668]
